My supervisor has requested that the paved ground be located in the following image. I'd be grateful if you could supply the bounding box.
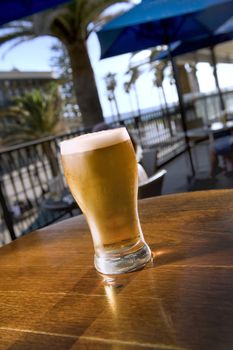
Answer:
[162,140,233,195]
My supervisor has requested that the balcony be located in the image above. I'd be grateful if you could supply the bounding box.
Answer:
[1,89,233,245]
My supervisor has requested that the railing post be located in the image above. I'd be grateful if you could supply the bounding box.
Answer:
[0,180,16,241]
[134,116,143,146]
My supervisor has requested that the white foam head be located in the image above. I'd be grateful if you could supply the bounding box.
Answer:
[60,127,130,155]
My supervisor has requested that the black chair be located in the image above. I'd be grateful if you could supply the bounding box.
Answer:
[138,169,167,199]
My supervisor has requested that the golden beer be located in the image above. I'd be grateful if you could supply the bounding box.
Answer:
[60,128,151,274]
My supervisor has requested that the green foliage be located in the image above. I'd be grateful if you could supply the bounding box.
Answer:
[104,72,117,92]
[51,42,73,98]
[50,41,80,120]
[0,84,63,146]
[0,0,131,127]
[151,61,167,88]
[149,48,170,88]
[125,66,141,91]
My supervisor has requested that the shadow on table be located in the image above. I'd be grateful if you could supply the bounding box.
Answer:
[22,187,81,235]
[149,235,233,268]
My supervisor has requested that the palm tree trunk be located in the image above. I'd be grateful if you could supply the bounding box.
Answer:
[67,40,104,129]
[133,84,141,117]
[128,92,135,116]
[112,91,121,122]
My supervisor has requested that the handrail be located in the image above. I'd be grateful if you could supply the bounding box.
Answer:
[0,127,90,154]
[1,88,233,243]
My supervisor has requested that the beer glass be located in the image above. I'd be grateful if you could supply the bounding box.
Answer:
[60,127,151,274]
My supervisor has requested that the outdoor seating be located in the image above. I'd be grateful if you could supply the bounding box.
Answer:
[42,187,81,216]
[186,118,206,141]
[22,207,69,235]
[138,169,167,199]
[140,147,158,177]
[2,1,233,348]
[208,121,233,174]
[23,188,81,235]
[212,130,233,173]
[186,118,209,170]
[1,0,233,243]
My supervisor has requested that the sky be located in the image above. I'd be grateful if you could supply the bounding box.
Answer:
[1,31,233,119]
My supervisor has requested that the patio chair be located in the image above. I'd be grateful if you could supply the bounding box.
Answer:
[186,118,209,170]
[186,118,207,143]
[138,169,167,199]
[140,147,158,177]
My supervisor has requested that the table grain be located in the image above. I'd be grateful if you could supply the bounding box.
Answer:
[0,189,233,350]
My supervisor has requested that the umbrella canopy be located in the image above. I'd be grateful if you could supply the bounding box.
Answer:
[97,0,233,59]
[155,33,233,61]
[97,0,233,177]
[0,0,71,26]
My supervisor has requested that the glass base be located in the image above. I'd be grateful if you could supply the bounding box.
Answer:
[94,241,152,275]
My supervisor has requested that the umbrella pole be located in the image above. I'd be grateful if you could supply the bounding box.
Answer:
[168,48,196,177]
[210,46,225,112]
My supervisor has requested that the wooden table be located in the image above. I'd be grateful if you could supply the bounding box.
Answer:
[1,189,233,350]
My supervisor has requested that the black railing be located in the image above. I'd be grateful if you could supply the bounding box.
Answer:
[110,104,187,165]
[1,88,233,244]
[0,128,90,244]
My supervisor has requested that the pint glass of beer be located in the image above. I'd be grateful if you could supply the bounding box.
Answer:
[60,128,151,274]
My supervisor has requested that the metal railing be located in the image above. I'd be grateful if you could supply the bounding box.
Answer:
[1,88,233,244]
[110,104,187,165]
[0,128,89,244]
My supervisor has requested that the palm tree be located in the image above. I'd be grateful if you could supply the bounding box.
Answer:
[150,59,174,137]
[0,85,63,175]
[150,61,169,110]
[0,0,130,128]
[0,86,63,143]
[123,81,135,115]
[125,66,141,117]
[150,49,173,137]
[107,94,115,118]
[104,72,121,121]
[51,41,81,123]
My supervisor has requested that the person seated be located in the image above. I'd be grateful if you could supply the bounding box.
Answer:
[210,131,233,177]
[128,132,148,184]
[92,122,110,132]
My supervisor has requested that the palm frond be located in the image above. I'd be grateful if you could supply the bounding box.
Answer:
[73,0,86,32]
[83,0,131,36]
[1,19,33,28]
[90,14,121,35]
[0,85,62,145]
[50,16,75,43]
[32,8,71,37]
[149,48,161,62]
[0,29,35,46]
[1,35,36,58]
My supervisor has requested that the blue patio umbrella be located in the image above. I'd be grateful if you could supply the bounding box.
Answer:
[156,33,233,62]
[98,0,233,59]
[97,0,233,176]
[0,0,71,26]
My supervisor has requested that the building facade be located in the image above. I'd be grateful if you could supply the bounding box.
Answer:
[0,69,55,106]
